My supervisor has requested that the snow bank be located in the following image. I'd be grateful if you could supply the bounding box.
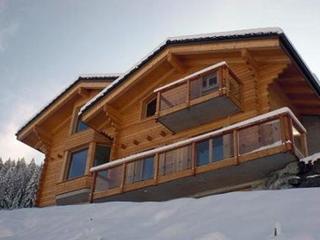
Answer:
[0,188,319,240]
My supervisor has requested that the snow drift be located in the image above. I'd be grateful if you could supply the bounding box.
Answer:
[0,188,319,240]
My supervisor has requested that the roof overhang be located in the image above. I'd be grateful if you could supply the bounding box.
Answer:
[79,27,320,123]
[16,75,118,143]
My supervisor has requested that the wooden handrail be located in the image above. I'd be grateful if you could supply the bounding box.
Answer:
[90,108,307,201]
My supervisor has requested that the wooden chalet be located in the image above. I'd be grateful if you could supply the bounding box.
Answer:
[17,28,320,206]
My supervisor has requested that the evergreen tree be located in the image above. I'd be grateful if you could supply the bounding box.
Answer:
[0,158,42,209]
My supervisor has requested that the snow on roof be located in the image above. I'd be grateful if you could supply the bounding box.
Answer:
[167,27,283,41]
[154,61,227,92]
[79,73,121,79]
[79,27,284,116]
[90,107,304,172]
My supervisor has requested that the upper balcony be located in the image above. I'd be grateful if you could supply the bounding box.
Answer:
[154,62,242,133]
[89,107,308,203]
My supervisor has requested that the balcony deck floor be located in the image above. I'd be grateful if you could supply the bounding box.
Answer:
[158,96,240,133]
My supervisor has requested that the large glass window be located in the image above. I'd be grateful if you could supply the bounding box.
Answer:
[94,145,111,167]
[196,140,210,166]
[67,148,88,179]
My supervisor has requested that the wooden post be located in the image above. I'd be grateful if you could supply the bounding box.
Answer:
[120,163,127,193]
[156,91,161,118]
[89,171,97,203]
[154,153,159,184]
[279,115,288,144]
[191,142,196,175]
[233,130,239,165]
[186,79,191,107]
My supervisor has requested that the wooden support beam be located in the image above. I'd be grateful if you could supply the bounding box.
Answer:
[78,87,89,98]
[241,49,259,77]
[167,52,185,73]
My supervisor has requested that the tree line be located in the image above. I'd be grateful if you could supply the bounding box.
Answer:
[0,158,42,209]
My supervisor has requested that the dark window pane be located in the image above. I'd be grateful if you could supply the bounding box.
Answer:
[67,148,88,179]
[212,136,223,161]
[75,120,89,133]
[142,157,154,180]
[94,145,111,167]
[196,140,209,166]
[146,98,157,117]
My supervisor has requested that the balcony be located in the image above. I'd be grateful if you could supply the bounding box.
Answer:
[89,107,307,203]
[154,61,242,133]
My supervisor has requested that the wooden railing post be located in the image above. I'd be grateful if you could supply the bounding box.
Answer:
[89,171,97,203]
[191,142,196,175]
[233,129,240,165]
[186,79,191,107]
[120,163,127,193]
[154,153,159,184]
[156,91,161,118]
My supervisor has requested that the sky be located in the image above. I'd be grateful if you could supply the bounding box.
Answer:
[0,0,320,164]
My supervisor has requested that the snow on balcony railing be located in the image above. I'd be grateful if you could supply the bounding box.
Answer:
[89,107,307,200]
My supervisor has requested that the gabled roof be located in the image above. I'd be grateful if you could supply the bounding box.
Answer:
[79,27,320,116]
[16,74,120,137]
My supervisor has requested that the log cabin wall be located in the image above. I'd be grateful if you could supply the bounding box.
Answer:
[108,52,291,162]
[36,90,111,207]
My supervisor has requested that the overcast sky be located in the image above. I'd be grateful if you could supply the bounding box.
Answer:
[1,0,320,164]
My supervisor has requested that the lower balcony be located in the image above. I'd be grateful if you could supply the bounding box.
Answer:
[89,107,307,203]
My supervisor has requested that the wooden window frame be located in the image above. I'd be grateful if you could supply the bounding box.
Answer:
[141,94,157,120]
[64,145,90,181]
[70,105,89,135]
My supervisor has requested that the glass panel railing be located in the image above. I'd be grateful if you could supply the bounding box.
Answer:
[159,145,192,176]
[126,156,154,184]
[160,83,187,111]
[95,165,123,192]
[196,133,234,166]
[239,119,281,155]
[190,73,219,100]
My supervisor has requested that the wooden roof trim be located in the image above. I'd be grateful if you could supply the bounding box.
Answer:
[80,38,280,122]
[16,79,114,140]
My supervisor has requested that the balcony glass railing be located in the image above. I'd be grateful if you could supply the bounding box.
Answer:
[154,62,242,116]
[89,108,307,202]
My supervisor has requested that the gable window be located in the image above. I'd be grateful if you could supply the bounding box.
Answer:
[73,110,89,133]
[67,148,88,179]
[144,97,157,118]
[201,73,219,93]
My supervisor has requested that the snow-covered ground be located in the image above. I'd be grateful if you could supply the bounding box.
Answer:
[0,188,319,240]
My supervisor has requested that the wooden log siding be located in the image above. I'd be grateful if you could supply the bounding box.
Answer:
[89,107,306,200]
[154,62,242,118]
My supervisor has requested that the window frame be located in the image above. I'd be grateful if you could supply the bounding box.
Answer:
[70,106,89,135]
[65,146,89,180]
[141,94,157,119]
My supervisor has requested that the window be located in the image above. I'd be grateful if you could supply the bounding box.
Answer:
[144,97,157,118]
[201,73,218,93]
[67,148,88,179]
[126,156,154,184]
[93,145,111,167]
[74,117,89,133]
[196,134,234,166]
